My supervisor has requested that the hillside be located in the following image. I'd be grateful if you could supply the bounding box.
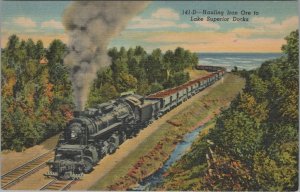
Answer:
[161,30,299,191]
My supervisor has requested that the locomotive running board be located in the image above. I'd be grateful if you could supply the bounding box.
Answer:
[90,122,122,139]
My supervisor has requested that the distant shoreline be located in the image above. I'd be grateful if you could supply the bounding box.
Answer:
[197,52,282,54]
[197,52,283,71]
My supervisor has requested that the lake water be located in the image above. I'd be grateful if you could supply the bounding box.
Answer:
[198,53,283,71]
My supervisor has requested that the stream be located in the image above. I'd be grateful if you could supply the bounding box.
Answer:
[129,125,205,191]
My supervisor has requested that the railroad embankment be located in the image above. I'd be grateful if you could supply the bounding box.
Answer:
[90,73,245,190]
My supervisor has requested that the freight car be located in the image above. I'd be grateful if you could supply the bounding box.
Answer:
[45,68,225,180]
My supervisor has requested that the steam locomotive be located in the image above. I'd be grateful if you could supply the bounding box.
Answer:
[45,67,225,180]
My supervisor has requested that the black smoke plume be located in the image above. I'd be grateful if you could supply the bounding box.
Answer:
[63,1,148,110]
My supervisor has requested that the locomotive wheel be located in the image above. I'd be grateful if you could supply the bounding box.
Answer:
[108,148,116,154]
[121,132,127,143]
[108,146,116,154]
[108,143,117,154]
[60,172,71,180]
[129,131,136,138]
[83,158,93,173]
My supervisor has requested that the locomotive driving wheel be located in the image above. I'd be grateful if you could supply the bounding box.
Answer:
[120,131,127,143]
[83,157,93,173]
[108,143,117,154]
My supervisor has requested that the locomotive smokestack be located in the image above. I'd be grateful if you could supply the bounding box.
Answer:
[73,111,81,118]
[62,1,149,110]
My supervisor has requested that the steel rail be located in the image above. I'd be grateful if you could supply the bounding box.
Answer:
[40,179,76,190]
[1,150,54,189]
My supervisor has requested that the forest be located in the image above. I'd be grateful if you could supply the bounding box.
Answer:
[1,34,198,151]
[88,45,198,106]
[1,36,73,151]
[162,30,299,191]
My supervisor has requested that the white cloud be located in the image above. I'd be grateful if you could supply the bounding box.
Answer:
[267,16,298,31]
[251,17,275,25]
[128,8,188,29]
[232,16,298,38]
[41,19,64,29]
[129,8,222,30]
[151,8,180,20]
[13,17,36,28]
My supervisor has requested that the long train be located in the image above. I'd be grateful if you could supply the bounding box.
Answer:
[45,66,225,180]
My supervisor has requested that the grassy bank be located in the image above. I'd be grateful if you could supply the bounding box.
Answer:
[90,73,245,190]
[185,68,210,80]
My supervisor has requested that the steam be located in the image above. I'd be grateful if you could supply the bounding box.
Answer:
[63,1,148,110]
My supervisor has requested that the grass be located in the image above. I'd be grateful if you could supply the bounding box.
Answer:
[90,74,245,190]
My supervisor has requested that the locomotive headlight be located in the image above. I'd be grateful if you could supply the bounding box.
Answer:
[71,130,77,138]
[69,124,82,140]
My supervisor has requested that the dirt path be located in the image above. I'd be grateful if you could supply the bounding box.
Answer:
[1,74,227,190]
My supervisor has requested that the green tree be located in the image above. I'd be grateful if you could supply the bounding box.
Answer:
[5,34,20,66]
[173,47,186,72]
[134,45,147,59]
[88,83,118,107]
[253,149,297,191]
[117,72,137,92]
[136,79,150,96]
[46,39,72,106]
[108,47,118,58]
[163,50,174,80]
[281,30,299,68]
[144,49,163,83]
[210,111,263,164]
[46,39,67,66]
[150,82,164,93]
[17,40,28,66]
[245,74,268,102]
[35,40,45,60]
[25,38,36,60]
[93,69,113,88]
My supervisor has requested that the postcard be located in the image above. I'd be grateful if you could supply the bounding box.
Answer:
[1,0,299,191]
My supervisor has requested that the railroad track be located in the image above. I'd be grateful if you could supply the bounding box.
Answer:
[1,150,54,189]
[40,179,76,190]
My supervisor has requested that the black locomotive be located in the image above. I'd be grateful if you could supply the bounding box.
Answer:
[45,67,225,180]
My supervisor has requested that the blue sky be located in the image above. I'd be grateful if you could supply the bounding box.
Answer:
[1,1,299,52]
